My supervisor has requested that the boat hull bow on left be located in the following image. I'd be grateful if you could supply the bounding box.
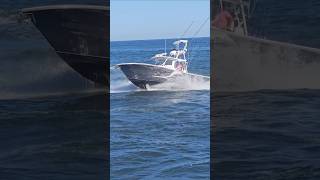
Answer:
[117,63,174,88]
[117,63,210,89]
[22,5,109,86]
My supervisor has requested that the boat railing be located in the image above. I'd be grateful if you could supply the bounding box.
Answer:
[215,0,255,36]
[152,39,188,69]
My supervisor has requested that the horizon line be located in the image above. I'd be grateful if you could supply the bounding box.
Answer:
[110,36,210,43]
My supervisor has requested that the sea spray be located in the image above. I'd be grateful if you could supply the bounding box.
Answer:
[110,67,139,93]
[148,74,210,91]
[111,67,210,92]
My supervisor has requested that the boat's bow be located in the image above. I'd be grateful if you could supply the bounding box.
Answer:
[117,63,174,89]
[22,5,109,86]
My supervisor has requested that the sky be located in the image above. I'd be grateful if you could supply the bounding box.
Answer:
[111,0,210,41]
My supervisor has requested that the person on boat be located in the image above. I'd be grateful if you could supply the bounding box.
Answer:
[212,10,234,31]
[170,48,178,57]
[177,51,185,59]
[176,61,183,71]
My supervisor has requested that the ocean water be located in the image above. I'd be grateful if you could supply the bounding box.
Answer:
[0,1,108,179]
[0,92,108,179]
[110,37,210,179]
[213,90,320,179]
[213,1,320,179]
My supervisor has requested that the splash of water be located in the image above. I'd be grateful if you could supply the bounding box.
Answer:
[110,68,139,93]
[148,74,210,91]
[111,67,210,93]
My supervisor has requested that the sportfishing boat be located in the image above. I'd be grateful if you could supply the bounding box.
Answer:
[212,0,320,91]
[118,40,209,89]
[22,4,109,86]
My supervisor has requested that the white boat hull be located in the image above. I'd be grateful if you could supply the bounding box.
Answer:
[213,28,320,92]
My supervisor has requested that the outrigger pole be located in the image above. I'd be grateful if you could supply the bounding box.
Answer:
[180,21,194,39]
[165,39,166,54]
[188,16,210,63]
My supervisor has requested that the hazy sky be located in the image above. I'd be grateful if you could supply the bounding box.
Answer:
[111,0,210,41]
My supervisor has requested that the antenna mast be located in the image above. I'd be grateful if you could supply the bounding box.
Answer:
[164,39,166,53]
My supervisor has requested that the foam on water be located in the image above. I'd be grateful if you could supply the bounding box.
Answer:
[110,68,139,93]
[148,74,210,91]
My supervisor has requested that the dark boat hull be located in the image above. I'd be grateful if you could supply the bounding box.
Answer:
[118,63,174,89]
[22,5,109,86]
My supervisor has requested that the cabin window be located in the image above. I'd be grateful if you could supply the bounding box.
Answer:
[165,60,173,65]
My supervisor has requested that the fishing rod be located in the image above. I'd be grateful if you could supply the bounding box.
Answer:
[188,16,210,64]
[180,21,194,39]
[163,21,194,55]
[192,16,210,38]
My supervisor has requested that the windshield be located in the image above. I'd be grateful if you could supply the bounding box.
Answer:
[165,59,173,65]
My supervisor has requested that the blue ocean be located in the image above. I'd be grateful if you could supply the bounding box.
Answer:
[110,37,210,179]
